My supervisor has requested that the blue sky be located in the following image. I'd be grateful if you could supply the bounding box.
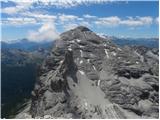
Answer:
[1,0,159,42]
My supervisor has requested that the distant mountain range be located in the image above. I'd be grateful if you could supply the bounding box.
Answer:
[1,39,54,51]
[1,37,158,52]
[108,36,158,48]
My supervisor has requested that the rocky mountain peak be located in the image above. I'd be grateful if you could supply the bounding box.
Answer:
[17,26,159,119]
[60,26,104,43]
[74,26,91,32]
[60,50,78,75]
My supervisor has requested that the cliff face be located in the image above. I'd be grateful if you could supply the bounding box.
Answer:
[21,26,158,119]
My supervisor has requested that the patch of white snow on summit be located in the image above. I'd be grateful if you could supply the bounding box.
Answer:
[98,33,106,39]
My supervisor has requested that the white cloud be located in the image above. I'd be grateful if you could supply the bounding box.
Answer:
[155,17,159,24]
[95,16,120,26]
[120,19,143,26]
[2,11,57,25]
[59,14,79,22]
[2,0,112,10]
[2,6,22,14]
[1,1,33,14]
[63,23,79,31]
[1,0,156,29]
[21,12,57,24]
[77,18,84,21]
[22,12,57,20]
[2,1,57,25]
[120,16,153,26]
[95,16,153,27]
[41,0,112,8]
[2,17,37,25]
[63,21,91,31]
[138,16,153,24]
[83,14,97,19]
[28,22,59,42]
[80,21,91,27]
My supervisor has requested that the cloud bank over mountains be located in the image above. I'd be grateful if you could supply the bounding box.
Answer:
[28,22,59,42]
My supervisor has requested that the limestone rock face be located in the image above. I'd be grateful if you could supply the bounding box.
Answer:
[27,26,158,119]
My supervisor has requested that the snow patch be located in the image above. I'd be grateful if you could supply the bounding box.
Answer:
[105,49,109,58]
[80,60,83,64]
[93,65,96,70]
[118,48,122,51]
[126,61,130,63]
[60,60,63,63]
[79,70,85,75]
[112,52,116,56]
[76,39,81,43]
[98,80,101,86]
[85,102,88,107]
[44,115,52,119]
[68,45,72,51]
[90,53,94,57]
[70,40,75,43]
[103,43,107,47]
[68,48,72,51]
[80,50,83,57]
[97,33,106,39]
[135,51,144,62]
[87,59,90,63]
[84,99,88,107]
[79,45,84,48]
[23,113,32,118]
[99,34,106,39]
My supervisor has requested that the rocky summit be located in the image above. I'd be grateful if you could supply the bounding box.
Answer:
[16,26,159,119]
